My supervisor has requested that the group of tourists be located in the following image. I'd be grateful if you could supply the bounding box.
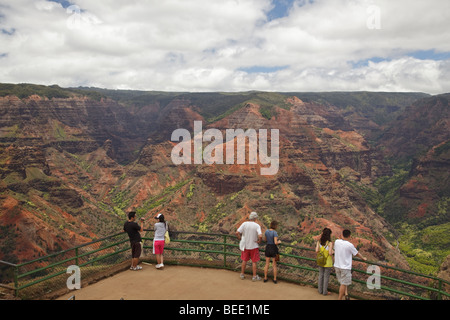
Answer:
[315,227,367,299]
[123,211,168,270]
[123,210,367,300]
[237,212,367,300]
[236,212,281,283]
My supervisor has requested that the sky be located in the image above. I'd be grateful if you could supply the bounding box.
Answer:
[0,0,450,94]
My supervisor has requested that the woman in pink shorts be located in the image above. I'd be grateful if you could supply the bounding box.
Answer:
[153,213,167,269]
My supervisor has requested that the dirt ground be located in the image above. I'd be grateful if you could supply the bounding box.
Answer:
[57,263,336,300]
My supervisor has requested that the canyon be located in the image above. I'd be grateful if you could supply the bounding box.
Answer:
[0,84,448,278]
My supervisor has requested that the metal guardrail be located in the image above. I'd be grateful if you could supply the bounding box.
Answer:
[0,230,449,300]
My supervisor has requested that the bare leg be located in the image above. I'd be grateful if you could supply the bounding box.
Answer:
[264,257,270,280]
[339,285,347,300]
[241,260,247,275]
[273,259,277,281]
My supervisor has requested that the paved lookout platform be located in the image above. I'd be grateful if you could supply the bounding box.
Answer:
[57,264,336,300]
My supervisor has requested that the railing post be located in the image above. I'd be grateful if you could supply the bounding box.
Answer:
[75,247,79,266]
[223,235,227,268]
[14,265,19,297]
[438,279,442,300]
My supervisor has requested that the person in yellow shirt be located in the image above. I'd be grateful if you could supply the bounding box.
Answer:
[315,228,334,296]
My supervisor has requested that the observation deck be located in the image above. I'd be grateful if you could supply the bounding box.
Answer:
[1,230,448,300]
[57,263,334,300]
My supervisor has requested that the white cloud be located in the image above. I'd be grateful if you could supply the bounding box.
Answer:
[0,0,449,94]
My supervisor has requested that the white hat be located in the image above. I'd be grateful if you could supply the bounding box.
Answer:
[249,212,258,220]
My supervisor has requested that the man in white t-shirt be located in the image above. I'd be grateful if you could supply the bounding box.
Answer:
[334,229,367,300]
[236,212,263,281]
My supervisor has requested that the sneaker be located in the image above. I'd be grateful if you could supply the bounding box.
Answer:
[132,266,142,271]
[252,275,262,282]
[155,264,161,269]
[240,274,245,280]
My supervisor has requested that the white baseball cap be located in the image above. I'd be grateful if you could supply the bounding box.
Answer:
[249,212,258,220]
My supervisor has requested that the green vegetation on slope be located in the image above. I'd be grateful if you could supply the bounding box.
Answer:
[347,161,449,275]
[397,222,450,275]
[289,91,429,126]
[0,83,104,101]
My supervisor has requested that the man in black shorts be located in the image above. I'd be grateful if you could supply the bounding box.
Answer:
[123,211,144,270]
